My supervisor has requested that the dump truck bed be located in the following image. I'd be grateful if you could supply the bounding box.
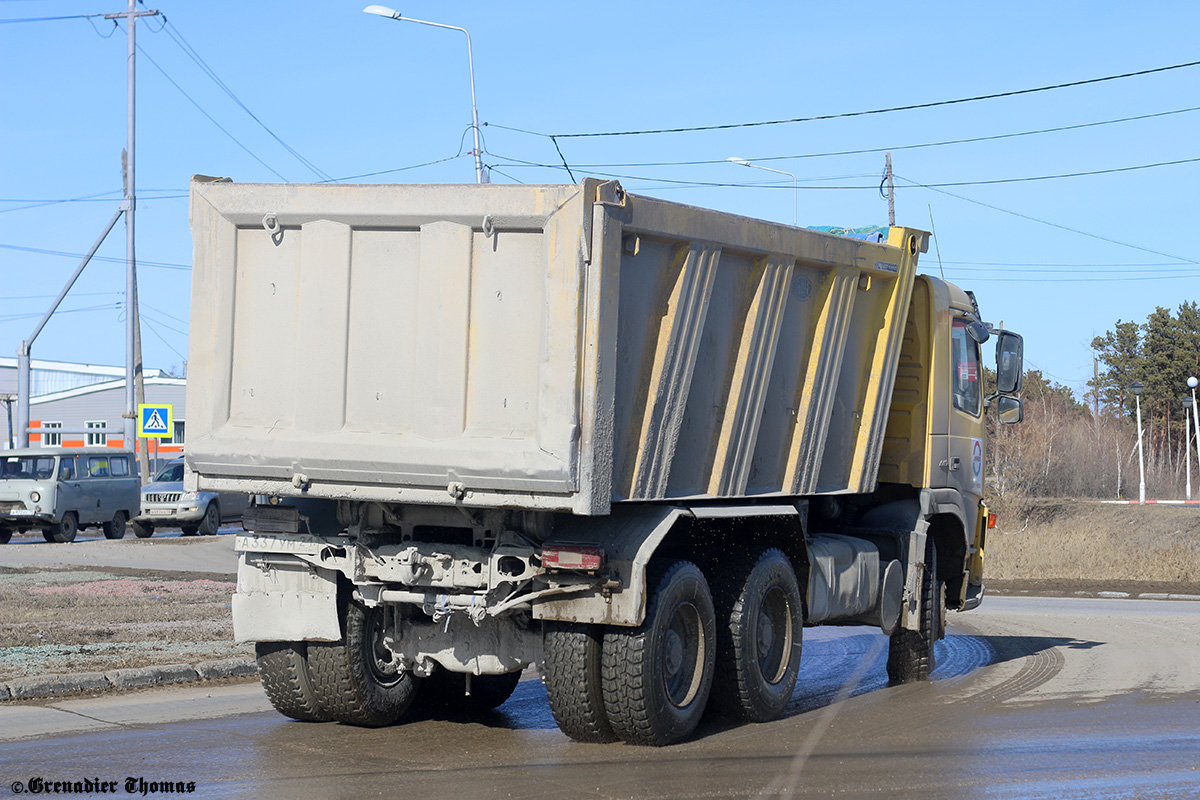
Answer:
[186,179,925,515]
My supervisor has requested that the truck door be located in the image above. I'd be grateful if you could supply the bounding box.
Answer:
[945,318,985,503]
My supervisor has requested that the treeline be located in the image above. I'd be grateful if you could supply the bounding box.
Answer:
[986,301,1200,499]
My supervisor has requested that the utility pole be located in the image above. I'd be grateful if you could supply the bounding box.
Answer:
[14,2,157,452]
[885,152,896,226]
[106,0,158,481]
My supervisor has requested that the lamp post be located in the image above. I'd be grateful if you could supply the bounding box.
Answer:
[1131,381,1145,504]
[727,157,797,226]
[1185,395,1194,501]
[363,5,488,184]
[1190,377,1200,498]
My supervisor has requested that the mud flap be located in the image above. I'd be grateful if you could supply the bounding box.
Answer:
[232,552,341,643]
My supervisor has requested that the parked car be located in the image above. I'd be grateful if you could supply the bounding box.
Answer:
[131,458,249,537]
[0,447,140,543]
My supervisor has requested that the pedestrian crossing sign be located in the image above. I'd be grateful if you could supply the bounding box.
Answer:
[138,404,172,438]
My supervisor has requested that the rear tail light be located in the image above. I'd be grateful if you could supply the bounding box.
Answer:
[541,545,604,571]
[987,512,998,529]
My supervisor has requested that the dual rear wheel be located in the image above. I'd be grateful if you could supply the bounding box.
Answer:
[544,550,804,747]
[256,599,522,727]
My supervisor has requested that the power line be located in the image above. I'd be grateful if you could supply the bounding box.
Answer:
[0,242,190,271]
[134,42,289,181]
[325,154,467,183]
[157,18,332,182]
[491,105,1200,169]
[0,192,186,213]
[898,175,1199,265]
[499,58,1200,139]
[950,271,1200,283]
[0,303,122,323]
[0,13,107,22]
[485,155,1200,191]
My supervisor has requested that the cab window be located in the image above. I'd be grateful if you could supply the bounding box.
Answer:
[951,318,982,416]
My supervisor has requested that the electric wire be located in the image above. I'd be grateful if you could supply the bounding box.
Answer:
[896,174,1200,265]
[0,192,186,213]
[139,315,188,362]
[135,42,290,182]
[0,243,190,271]
[156,18,333,182]
[488,106,1200,169]
[0,303,122,323]
[531,58,1200,138]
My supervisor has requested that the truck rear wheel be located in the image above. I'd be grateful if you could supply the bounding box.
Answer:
[48,511,78,543]
[306,600,417,727]
[708,548,803,722]
[255,641,331,722]
[601,559,716,746]
[543,622,617,742]
[887,539,944,684]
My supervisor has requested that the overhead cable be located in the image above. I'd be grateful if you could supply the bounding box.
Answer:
[487,59,1200,139]
[898,174,1199,265]
[157,19,333,182]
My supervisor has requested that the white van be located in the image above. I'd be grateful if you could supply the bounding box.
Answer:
[0,447,140,543]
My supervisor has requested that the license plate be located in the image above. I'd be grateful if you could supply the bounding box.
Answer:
[149,509,174,516]
[5,509,33,516]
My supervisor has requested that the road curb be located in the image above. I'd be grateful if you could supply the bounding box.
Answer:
[1,657,257,701]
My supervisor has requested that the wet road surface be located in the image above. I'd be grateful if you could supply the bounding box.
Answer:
[2,596,1198,799]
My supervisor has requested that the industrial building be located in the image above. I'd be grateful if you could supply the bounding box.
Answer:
[0,356,186,458]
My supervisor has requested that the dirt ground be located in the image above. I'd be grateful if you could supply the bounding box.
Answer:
[985,498,1200,594]
[0,563,251,681]
[1,499,1197,685]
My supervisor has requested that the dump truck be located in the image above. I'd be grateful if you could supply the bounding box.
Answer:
[186,177,1024,746]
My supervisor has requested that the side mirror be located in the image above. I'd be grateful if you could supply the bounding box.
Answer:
[996,331,1023,394]
[997,395,1024,424]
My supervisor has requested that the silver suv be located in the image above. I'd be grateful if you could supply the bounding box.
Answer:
[131,458,249,537]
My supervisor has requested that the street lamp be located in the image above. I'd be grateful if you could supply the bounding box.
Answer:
[1130,381,1145,504]
[1184,395,1194,501]
[727,157,797,226]
[363,5,488,184]
[1185,376,1195,501]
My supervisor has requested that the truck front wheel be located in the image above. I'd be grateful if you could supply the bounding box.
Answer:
[306,600,417,727]
[708,548,803,722]
[887,539,944,684]
[543,622,617,742]
[601,560,716,746]
[255,641,331,722]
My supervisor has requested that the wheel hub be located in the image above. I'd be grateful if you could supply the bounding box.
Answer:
[757,611,775,659]
[664,629,684,677]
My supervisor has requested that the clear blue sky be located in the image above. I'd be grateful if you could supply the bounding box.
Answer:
[3,1,1199,397]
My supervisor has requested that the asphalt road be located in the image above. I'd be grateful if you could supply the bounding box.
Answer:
[0,527,239,574]
[1,595,1197,800]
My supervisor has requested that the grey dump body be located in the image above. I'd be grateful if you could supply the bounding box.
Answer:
[187,178,1011,744]
[186,179,922,513]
